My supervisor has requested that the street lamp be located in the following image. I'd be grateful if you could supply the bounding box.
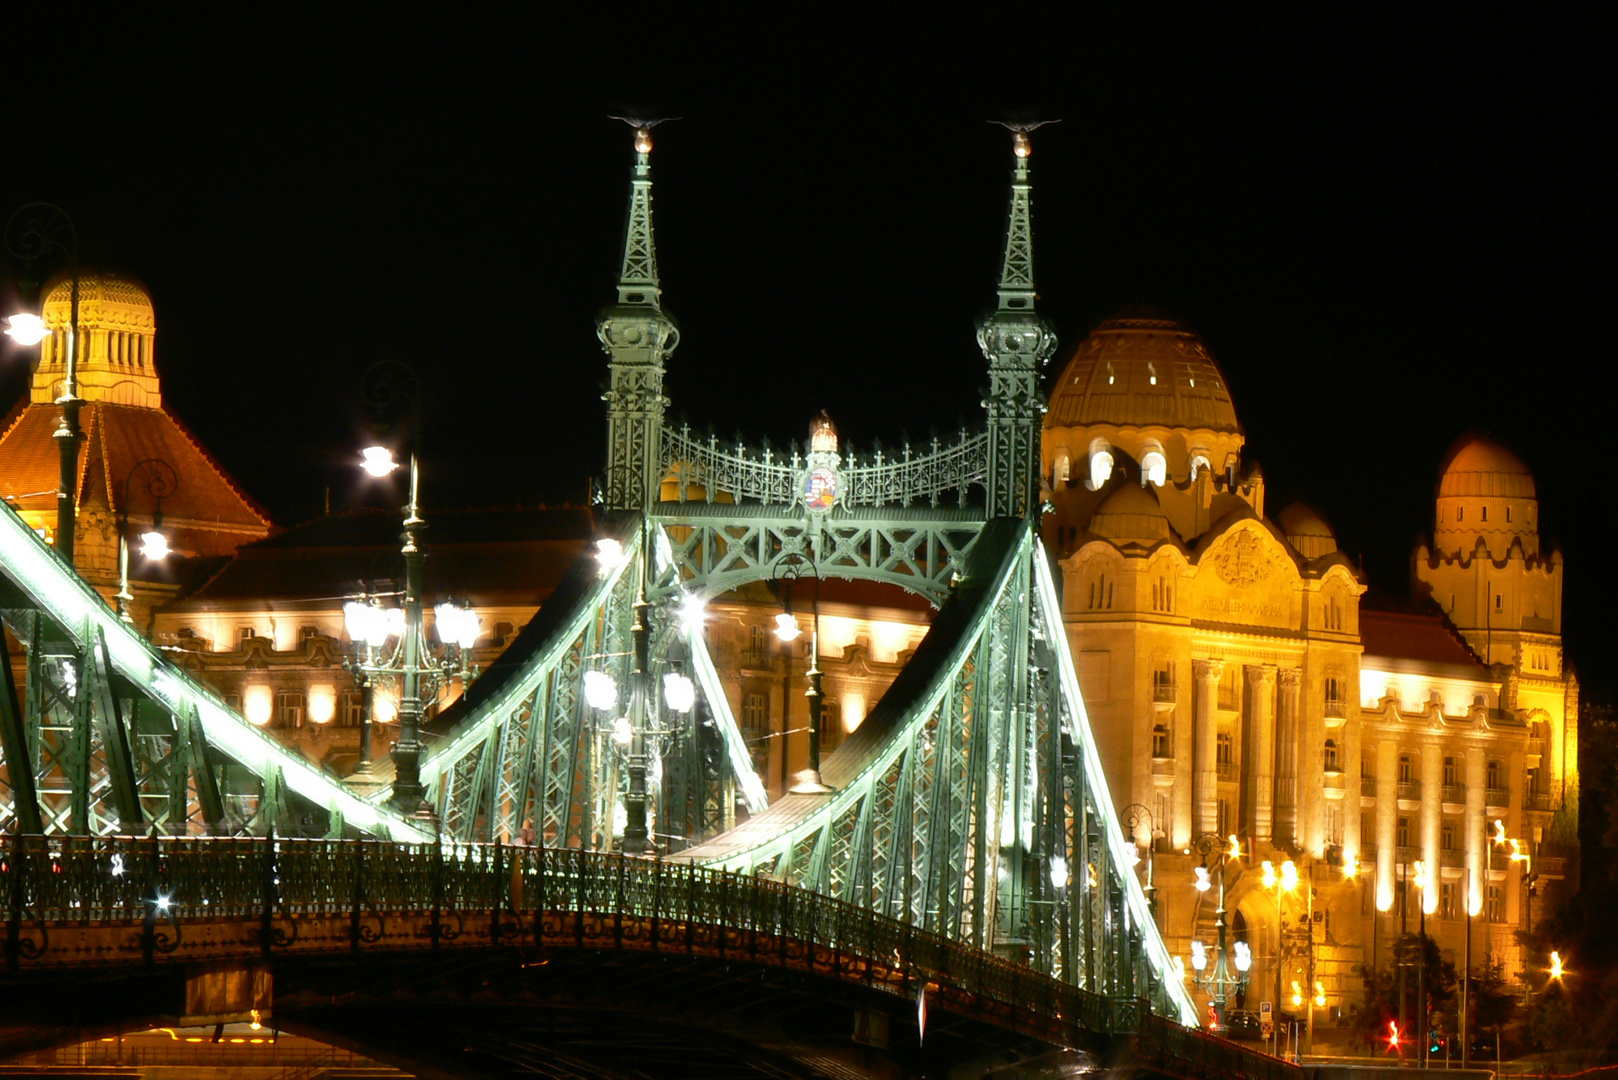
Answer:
[1262,857,1299,1054]
[1188,834,1249,1031]
[5,203,82,561]
[342,361,479,812]
[113,458,177,626]
[773,554,832,795]
[1413,858,1433,1065]
[1121,803,1157,914]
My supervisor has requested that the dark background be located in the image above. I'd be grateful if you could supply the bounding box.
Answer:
[1,13,1608,701]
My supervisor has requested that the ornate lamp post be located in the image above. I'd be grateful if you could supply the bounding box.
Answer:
[5,203,82,561]
[113,458,177,626]
[1262,856,1300,1053]
[773,553,832,794]
[1121,803,1158,914]
[1189,834,1250,1030]
[343,361,478,813]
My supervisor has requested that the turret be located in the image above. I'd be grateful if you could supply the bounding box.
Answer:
[598,120,680,511]
[979,125,1057,519]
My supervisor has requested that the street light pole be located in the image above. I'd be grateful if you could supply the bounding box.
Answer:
[390,454,429,816]
[5,203,82,561]
[620,524,656,853]
[773,554,832,795]
[113,458,177,627]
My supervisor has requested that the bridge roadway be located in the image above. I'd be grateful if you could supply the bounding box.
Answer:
[0,836,1296,1080]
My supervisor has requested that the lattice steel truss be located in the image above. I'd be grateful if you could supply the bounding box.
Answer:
[0,501,431,843]
[673,520,1194,1023]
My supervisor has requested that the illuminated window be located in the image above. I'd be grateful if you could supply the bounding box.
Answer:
[1053,452,1071,485]
[1486,885,1504,922]
[1087,446,1114,491]
[1323,740,1340,772]
[1152,723,1172,759]
[1141,449,1167,487]
[1443,756,1458,786]
[1398,755,1413,783]
[340,691,364,727]
[1216,732,1234,766]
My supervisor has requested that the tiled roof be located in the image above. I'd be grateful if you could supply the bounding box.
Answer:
[0,401,270,532]
[165,507,596,609]
[1359,600,1485,669]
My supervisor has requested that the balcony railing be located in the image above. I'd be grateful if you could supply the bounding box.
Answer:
[1485,787,1510,808]
[1324,699,1346,720]
[1525,792,1553,812]
[1152,681,1176,704]
[1396,781,1422,801]
[1442,784,1466,804]
[1361,776,1378,797]
[1441,848,1467,869]
[1217,761,1237,781]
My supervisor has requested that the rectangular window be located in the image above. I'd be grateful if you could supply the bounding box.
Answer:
[741,692,767,731]
[1361,755,1375,779]
[1443,756,1458,786]
[1487,759,1503,789]
[748,627,770,667]
[1442,822,1457,851]
[1398,754,1413,783]
[1218,666,1238,710]
[1153,792,1170,851]
[275,691,305,729]
[1324,740,1340,772]
[1397,816,1410,849]
[1151,723,1172,759]
[340,691,364,727]
[1486,885,1505,923]
[1217,798,1231,839]
[1325,806,1343,846]
[1216,732,1234,765]
[1441,881,1458,920]
[238,627,256,645]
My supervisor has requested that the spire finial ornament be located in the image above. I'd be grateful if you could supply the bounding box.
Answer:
[979,121,1059,519]
[599,116,682,512]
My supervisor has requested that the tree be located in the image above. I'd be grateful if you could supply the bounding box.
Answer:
[1349,933,1455,1055]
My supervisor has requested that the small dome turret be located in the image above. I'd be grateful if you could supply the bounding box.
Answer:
[1090,483,1174,546]
[1279,502,1338,559]
[1434,435,1538,559]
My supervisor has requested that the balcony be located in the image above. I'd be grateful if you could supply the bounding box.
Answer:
[1217,760,1237,781]
[1396,781,1422,802]
[1396,846,1421,864]
[1324,698,1347,720]
[1525,792,1553,813]
[1485,787,1510,809]
[1152,679,1177,706]
[1361,777,1378,798]
[1442,784,1466,804]
[1441,848,1467,869]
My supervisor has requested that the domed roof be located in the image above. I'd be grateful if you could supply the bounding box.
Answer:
[1278,502,1337,559]
[43,272,155,333]
[1090,482,1174,545]
[1438,436,1535,500]
[1046,306,1239,433]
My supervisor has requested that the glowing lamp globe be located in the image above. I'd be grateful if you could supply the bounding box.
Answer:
[3,313,46,346]
[773,612,801,642]
[138,530,170,560]
[359,445,399,477]
[583,670,618,712]
[663,671,695,713]
[1048,855,1069,890]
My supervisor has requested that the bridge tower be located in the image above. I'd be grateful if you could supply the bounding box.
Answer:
[598,121,680,511]
[980,127,1057,520]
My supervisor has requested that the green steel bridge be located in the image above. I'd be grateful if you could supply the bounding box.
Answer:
[0,124,1298,1079]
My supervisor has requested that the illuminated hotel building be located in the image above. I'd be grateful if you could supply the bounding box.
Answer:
[1042,307,1576,1017]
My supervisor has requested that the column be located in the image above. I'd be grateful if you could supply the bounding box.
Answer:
[1377,740,1397,912]
[1422,744,1442,914]
[1275,668,1301,849]
[1246,665,1277,843]
[1193,659,1223,837]
[1466,747,1486,918]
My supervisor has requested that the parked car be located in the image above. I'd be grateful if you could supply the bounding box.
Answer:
[1223,1010,1264,1041]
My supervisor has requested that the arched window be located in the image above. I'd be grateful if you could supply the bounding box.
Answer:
[1053,451,1072,486]
[1088,447,1114,491]
[1141,449,1167,487]
[1190,452,1212,481]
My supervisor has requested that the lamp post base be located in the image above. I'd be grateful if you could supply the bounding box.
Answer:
[788,773,835,795]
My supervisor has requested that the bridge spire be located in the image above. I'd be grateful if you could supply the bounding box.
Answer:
[979,123,1057,519]
[599,119,680,511]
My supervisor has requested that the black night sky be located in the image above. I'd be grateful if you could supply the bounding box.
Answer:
[2,14,1610,700]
